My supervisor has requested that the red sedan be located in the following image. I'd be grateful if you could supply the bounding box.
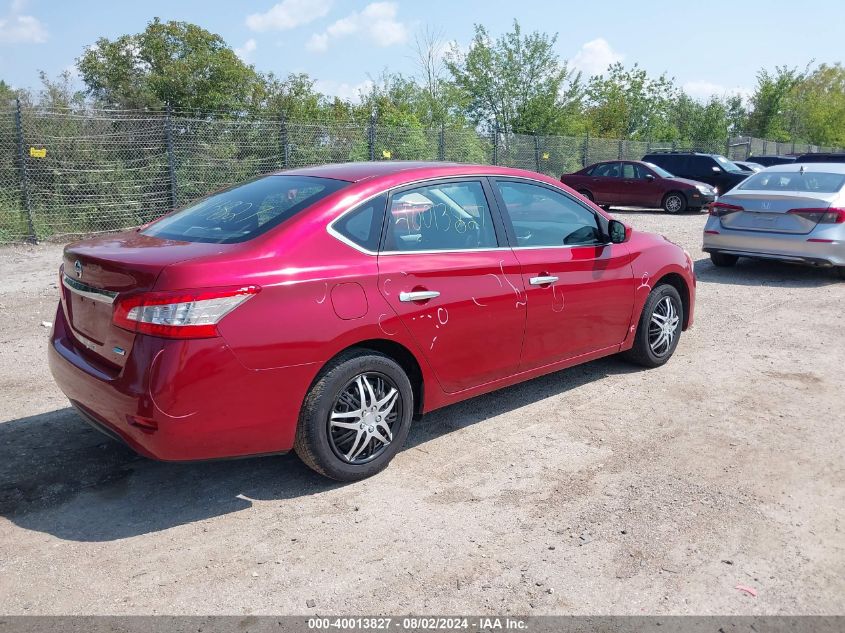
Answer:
[561,160,716,213]
[49,162,695,481]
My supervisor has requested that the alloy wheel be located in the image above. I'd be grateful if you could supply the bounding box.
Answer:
[648,296,680,356]
[665,195,683,213]
[328,372,403,464]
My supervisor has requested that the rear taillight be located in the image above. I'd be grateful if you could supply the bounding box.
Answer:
[787,208,845,224]
[113,285,260,339]
[709,202,744,217]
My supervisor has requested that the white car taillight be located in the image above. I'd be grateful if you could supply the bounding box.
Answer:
[113,285,260,339]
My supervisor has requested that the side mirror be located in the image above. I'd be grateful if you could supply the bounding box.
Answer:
[608,219,628,244]
[645,174,655,181]
[712,165,722,172]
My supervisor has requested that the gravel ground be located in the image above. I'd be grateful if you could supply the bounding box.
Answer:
[0,210,843,615]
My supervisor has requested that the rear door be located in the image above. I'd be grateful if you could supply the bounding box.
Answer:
[491,178,635,369]
[589,162,622,205]
[377,178,526,393]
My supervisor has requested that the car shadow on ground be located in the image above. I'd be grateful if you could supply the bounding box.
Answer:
[693,256,840,288]
[0,356,641,542]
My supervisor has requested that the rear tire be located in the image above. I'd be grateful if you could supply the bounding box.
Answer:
[836,267,845,280]
[710,252,739,267]
[577,189,594,202]
[622,284,683,368]
[294,350,414,481]
[662,192,687,214]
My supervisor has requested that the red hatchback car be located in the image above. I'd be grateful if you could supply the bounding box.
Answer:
[49,162,695,481]
[561,160,717,213]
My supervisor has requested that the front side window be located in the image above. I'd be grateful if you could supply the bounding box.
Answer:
[496,180,603,247]
[143,175,347,244]
[384,181,498,252]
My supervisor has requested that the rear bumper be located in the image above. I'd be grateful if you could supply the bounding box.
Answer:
[48,305,317,461]
[703,226,845,267]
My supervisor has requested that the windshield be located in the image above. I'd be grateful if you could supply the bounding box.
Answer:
[643,162,674,178]
[738,171,845,193]
[714,154,744,173]
[142,175,347,243]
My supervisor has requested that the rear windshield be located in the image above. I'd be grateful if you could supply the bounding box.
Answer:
[143,175,347,243]
[738,171,845,193]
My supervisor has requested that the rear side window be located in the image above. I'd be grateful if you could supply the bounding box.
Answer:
[593,162,621,177]
[384,181,498,252]
[333,194,387,251]
[143,175,347,243]
[738,171,845,193]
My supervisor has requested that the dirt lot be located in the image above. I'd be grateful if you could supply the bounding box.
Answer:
[0,210,843,616]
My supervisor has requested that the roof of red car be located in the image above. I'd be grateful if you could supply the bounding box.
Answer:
[278,161,545,183]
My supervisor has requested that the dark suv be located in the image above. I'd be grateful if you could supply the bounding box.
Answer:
[793,153,845,163]
[642,151,749,195]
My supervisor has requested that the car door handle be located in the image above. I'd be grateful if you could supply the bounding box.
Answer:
[529,276,559,286]
[399,290,440,302]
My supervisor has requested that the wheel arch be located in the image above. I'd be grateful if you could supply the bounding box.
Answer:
[662,189,687,207]
[317,338,426,419]
[653,272,691,330]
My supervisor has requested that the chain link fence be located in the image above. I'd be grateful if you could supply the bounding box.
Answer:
[1,101,842,243]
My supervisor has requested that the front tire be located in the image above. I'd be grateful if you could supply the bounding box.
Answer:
[662,192,687,214]
[623,284,683,368]
[836,267,845,280]
[710,252,738,267]
[294,350,413,481]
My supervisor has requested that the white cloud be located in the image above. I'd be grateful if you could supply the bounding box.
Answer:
[314,78,374,102]
[307,2,408,53]
[234,38,257,62]
[683,80,752,102]
[570,38,623,76]
[0,0,47,44]
[246,0,332,32]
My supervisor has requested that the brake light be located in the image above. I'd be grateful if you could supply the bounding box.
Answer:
[113,285,260,339]
[787,208,845,224]
[709,202,744,217]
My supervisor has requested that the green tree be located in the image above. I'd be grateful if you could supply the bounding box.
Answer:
[445,20,583,134]
[745,65,806,141]
[77,18,262,111]
[585,63,678,140]
[788,63,845,146]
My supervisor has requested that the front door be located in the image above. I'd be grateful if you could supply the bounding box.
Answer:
[378,179,526,394]
[491,178,635,369]
[619,162,659,206]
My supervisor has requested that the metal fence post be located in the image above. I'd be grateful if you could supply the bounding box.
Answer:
[491,122,499,166]
[438,123,445,162]
[368,111,376,161]
[582,132,589,168]
[279,111,289,169]
[618,140,624,160]
[725,136,731,159]
[534,133,541,172]
[13,98,37,243]
[165,104,178,209]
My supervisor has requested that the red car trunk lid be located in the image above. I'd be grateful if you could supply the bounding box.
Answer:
[61,231,225,367]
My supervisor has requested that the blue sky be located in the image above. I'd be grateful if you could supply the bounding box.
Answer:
[1,0,844,101]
